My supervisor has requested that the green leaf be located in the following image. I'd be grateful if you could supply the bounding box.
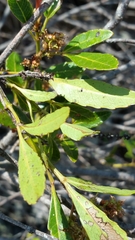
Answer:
[0,101,4,109]
[124,139,135,159]
[18,133,45,204]
[67,177,135,196]
[49,139,60,163]
[46,62,83,78]
[0,109,15,129]
[48,185,72,240]
[12,105,31,124]
[50,78,135,109]
[60,139,78,162]
[66,184,127,240]
[6,52,24,86]
[44,0,62,20]
[64,52,118,70]
[7,0,33,23]
[69,104,111,128]
[9,83,57,102]
[23,107,70,136]
[64,29,113,53]
[60,123,98,141]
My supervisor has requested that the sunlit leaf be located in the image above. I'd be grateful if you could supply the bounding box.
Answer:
[66,184,127,240]
[18,132,45,204]
[61,123,98,141]
[9,83,57,102]
[64,52,118,70]
[64,29,113,53]
[23,107,70,136]
[48,185,72,239]
[67,177,135,196]
[7,0,33,23]
[50,78,135,109]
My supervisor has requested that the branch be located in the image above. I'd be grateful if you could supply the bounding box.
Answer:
[0,70,53,81]
[106,38,135,45]
[0,192,21,207]
[0,0,54,67]
[104,0,131,30]
[0,148,18,168]
[0,130,17,150]
[0,211,58,240]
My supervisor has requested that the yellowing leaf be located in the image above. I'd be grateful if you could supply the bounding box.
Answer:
[66,184,127,240]
[18,133,45,204]
[10,83,57,102]
[23,107,70,136]
[50,78,135,109]
[60,123,98,141]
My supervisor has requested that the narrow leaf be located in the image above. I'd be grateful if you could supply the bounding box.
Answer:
[64,52,118,70]
[6,52,24,86]
[66,184,127,240]
[23,107,70,136]
[49,139,60,163]
[44,0,62,20]
[67,177,135,196]
[10,83,57,102]
[8,0,33,23]
[60,123,98,141]
[64,29,113,53]
[50,78,135,109]
[18,133,45,204]
[48,185,72,239]
[60,139,78,162]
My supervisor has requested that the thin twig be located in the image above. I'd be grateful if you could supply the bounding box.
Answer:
[0,148,18,168]
[0,192,21,207]
[0,0,54,67]
[52,2,100,23]
[0,211,58,240]
[106,38,135,45]
[70,167,135,183]
[104,0,131,29]
[120,21,135,30]
[93,59,135,81]
[0,130,17,150]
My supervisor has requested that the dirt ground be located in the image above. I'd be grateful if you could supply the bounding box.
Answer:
[0,0,135,239]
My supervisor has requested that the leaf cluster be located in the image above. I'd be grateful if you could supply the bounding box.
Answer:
[0,0,134,239]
